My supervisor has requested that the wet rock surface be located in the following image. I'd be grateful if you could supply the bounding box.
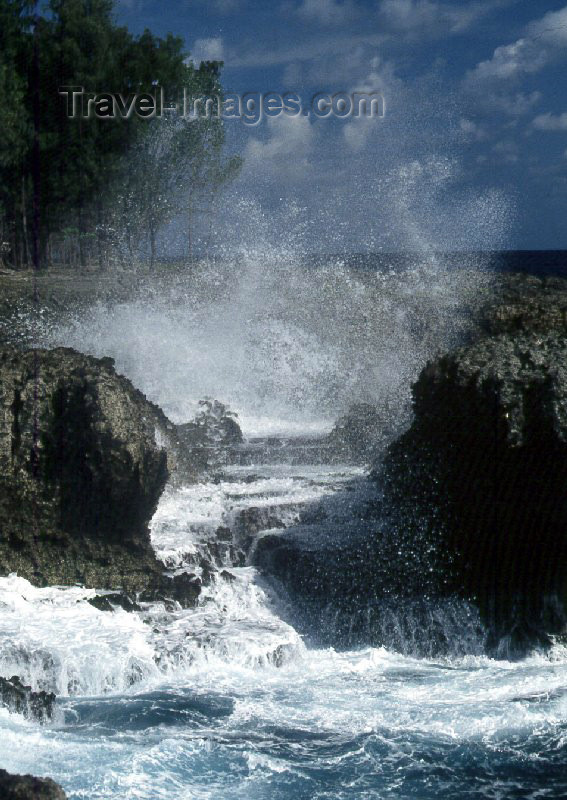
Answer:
[0,675,56,722]
[0,769,67,799]
[325,402,400,463]
[172,399,244,480]
[0,346,199,600]
[87,593,142,613]
[379,286,567,655]
[480,273,567,336]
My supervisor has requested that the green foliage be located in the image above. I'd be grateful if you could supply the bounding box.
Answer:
[0,0,241,268]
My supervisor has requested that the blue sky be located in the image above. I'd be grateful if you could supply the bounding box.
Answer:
[116,0,567,251]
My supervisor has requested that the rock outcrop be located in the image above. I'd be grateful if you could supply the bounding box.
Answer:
[0,346,196,604]
[379,320,567,655]
[174,398,243,478]
[0,675,55,722]
[481,273,567,336]
[326,402,400,463]
[0,769,66,799]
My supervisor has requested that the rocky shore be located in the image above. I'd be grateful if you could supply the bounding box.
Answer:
[378,273,567,655]
[0,675,55,723]
[1,346,169,593]
[0,345,240,606]
[0,770,67,799]
[1,268,567,793]
[252,274,567,656]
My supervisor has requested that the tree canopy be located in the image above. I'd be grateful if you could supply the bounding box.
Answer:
[0,0,241,269]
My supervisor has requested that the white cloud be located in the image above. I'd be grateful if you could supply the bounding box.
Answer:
[230,32,385,69]
[289,0,359,26]
[532,112,567,131]
[459,118,487,140]
[527,5,567,46]
[189,37,224,65]
[470,38,546,82]
[492,139,519,163]
[489,90,541,117]
[461,6,567,119]
[242,114,317,180]
[378,0,511,37]
[466,4,567,86]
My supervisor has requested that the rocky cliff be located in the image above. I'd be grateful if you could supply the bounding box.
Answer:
[0,769,66,799]
[0,346,194,600]
[379,276,567,655]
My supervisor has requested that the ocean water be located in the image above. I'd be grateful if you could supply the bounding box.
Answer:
[1,459,567,799]
[2,249,567,797]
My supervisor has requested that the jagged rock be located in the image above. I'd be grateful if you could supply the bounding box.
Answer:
[379,328,567,655]
[0,346,197,600]
[139,572,202,608]
[326,402,398,462]
[234,506,287,554]
[87,593,141,612]
[235,507,286,537]
[0,769,66,799]
[173,399,243,479]
[0,675,55,722]
[482,274,567,336]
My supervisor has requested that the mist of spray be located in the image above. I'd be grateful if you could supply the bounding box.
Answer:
[46,174,507,436]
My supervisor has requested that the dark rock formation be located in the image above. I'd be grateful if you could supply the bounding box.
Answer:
[87,593,141,612]
[481,274,567,336]
[174,399,243,478]
[0,346,198,604]
[326,402,399,463]
[379,327,567,656]
[0,769,66,799]
[140,571,201,608]
[0,675,55,722]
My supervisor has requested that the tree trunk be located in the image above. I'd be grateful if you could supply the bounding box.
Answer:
[32,15,42,271]
[149,225,156,270]
[21,177,32,268]
[97,199,105,271]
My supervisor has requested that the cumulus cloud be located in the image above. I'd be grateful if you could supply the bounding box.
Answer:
[532,112,567,131]
[466,4,567,86]
[461,5,567,120]
[526,5,567,45]
[489,90,541,117]
[469,39,546,83]
[242,114,317,181]
[287,0,360,26]
[189,37,224,65]
[378,0,511,38]
[459,118,487,140]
